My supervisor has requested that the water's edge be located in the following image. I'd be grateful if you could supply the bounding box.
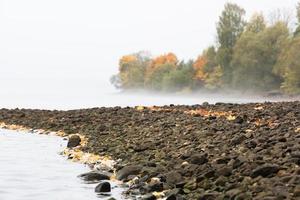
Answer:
[0,127,126,200]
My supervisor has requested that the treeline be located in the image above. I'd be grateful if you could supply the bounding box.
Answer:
[111,2,300,95]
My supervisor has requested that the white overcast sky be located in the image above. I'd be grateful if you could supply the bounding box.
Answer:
[0,0,298,107]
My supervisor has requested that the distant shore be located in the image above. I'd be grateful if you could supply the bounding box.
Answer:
[0,101,300,199]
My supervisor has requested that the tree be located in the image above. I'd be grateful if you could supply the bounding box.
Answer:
[115,52,151,89]
[269,8,293,28]
[145,52,178,91]
[216,3,246,84]
[246,13,266,33]
[231,22,289,91]
[162,60,195,92]
[274,37,300,94]
[295,2,300,37]
[204,65,223,90]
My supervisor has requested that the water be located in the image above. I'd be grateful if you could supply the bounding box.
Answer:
[0,129,124,200]
[0,90,287,110]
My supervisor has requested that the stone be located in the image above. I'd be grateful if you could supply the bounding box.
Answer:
[141,193,156,200]
[189,153,208,165]
[95,182,111,193]
[165,171,183,186]
[78,171,110,182]
[116,165,142,180]
[231,135,247,146]
[251,164,280,178]
[67,135,81,148]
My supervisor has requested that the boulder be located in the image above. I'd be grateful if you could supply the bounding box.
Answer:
[78,171,110,182]
[95,182,111,193]
[116,165,142,180]
[67,135,81,148]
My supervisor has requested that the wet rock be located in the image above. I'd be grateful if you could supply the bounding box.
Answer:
[189,153,208,165]
[116,165,142,180]
[67,135,81,148]
[78,171,110,182]
[251,164,280,178]
[95,182,111,193]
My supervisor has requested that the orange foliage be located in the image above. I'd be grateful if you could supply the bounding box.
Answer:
[151,52,178,69]
[119,55,138,72]
[120,55,138,65]
[193,55,208,81]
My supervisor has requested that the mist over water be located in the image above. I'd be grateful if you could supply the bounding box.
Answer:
[0,86,293,110]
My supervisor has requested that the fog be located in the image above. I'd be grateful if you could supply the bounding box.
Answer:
[0,0,298,109]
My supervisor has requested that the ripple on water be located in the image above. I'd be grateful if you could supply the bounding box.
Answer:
[0,129,125,200]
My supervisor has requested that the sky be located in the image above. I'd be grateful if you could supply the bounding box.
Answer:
[0,0,298,108]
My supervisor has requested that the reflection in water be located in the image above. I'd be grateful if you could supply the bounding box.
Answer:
[0,129,124,200]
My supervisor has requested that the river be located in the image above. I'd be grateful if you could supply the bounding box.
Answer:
[0,129,124,200]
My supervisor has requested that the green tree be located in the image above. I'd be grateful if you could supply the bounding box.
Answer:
[231,22,289,91]
[246,13,266,33]
[216,3,246,84]
[162,60,195,92]
[274,37,300,94]
[295,2,300,37]
[145,63,175,91]
[114,51,150,89]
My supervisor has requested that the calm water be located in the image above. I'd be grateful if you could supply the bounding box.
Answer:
[0,129,124,200]
[0,91,282,110]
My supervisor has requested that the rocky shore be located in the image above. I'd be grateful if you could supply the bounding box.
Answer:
[0,102,300,199]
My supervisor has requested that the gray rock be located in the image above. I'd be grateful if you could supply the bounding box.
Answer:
[67,135,81,148]
[95,182,111,193]
[189,153,208,165]
[116,165,142,180]
[165,171,183,186]
[251,164,280,178]
[78,171,110,182]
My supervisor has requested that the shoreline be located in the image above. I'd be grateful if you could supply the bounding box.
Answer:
[0,123,126,199]
[0,101,300,199]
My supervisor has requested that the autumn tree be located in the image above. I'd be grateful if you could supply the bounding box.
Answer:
[112,51,151,89]
[216,3,246,84]
[145,53,178,91]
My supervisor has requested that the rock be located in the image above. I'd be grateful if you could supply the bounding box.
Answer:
[166,188,181,200]
[225,188,242,198]
[95,182,111,193]
[231,135,247,146]
[293,186,300,197]
[141,193,156,200]
[116,165,142,180]
[234,116,244,124]
[67,135,81,148]
[78,171,110,182]
[198,192,218,200]
[217,166,232,177]
[251,164,280,178]
[215,176,227,186]
[189,153,208,165]
[165,171,183,186]
[140,182,163,194]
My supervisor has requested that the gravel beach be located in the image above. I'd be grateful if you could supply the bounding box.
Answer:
[0,101,300,199]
